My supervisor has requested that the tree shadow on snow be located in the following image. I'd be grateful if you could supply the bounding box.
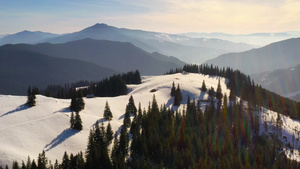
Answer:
[90,118,108,127]
[53,107,71,114]
[199,91,206,101]
[44,128,79,152]
[118,114,125,120]
[0,104,30,117]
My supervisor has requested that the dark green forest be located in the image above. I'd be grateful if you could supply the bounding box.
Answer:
[39,70,141,99]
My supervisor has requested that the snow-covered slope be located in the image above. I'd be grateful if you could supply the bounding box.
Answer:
[1,73,300,167]
[0,73,228,166]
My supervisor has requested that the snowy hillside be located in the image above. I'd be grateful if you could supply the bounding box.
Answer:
[0,73,300,167]
[0,73,227,166]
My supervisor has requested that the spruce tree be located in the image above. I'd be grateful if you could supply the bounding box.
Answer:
[171,81,176,97]
[60,152,69,169]
[208,87,215,99]
[103,101,113,120]
[26,86,36,107]
[73,112,83,131]
[70,112,74,129]
[12,161,19,169]
[174,84,182,106]
[127,95,137,116]
[106,122,113,144]
[124,108,131,128]
[216,79,223,100]
[37,150,47,169]
[31,160,37,169]
[201,80,207,92]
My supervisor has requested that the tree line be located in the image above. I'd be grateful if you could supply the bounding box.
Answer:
[38,70,141,99]
[167,64,300,121]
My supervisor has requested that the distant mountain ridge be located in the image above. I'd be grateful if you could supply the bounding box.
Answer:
[4,38,185,75]
[205,38,300,75]
[0,48,116,95]
[181,31,300,46]
[252,64,300,102]
[0,23,256,64]
[0,38,185,95]
[0,30,58,46]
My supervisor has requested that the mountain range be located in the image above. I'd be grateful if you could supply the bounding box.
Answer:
[0,23,256,64]
[0,31,58,45]
[252,64,300,102]
[181,30,300,46]
[205,38,300,75]
[0,38,184,95]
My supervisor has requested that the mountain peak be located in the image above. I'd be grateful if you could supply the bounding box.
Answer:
[80,23,116,33]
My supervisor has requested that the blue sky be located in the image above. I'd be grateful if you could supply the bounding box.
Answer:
[1,0,300,34]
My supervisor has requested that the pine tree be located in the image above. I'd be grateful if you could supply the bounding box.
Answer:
[37,150,47,169]
[26,156,31,169]
[70,112,74,129]
[12,161,19,169]
[106,122,113,144]
[216,79,223,100]
[208,87,215,99]
[73,112,83,130]
[171,81,176,97]
[124,108,131,128]
[127,95,137,116]
[61,152,69,169]
[70,90,85,113]
[31,160,37,169]
[118,125,129,162]
[103,101,113,120]
[174,84,182,106]
[77,91,85,112]
[26,86,36,107]
[201,80,207,92]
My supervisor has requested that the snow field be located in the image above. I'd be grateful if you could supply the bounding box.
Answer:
[5,73,295,167]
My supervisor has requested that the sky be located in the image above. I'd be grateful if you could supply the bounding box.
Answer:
[0,0,300,35]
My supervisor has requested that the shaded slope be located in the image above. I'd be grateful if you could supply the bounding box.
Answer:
[205,38,300,75]
[4,39,185,75]
[0,49,115,95]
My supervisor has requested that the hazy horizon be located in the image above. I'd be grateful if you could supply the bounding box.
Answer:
[1,0,300,35]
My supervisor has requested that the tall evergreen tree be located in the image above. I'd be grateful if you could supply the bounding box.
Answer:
[37,151,47,169]
[106,122,114,144]
[103,101,113,120]
[174,84,182,106]
[171,81,176,97]
[70,112,74,129]
[26,86,36,107]
[127,95,137,116]
[216,79,223,100]
[201,80,207,92]
[74,112,83,130]
[60,152,70,169]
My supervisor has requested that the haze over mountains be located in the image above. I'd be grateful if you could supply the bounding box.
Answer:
[0,23,255,64]
[252,64,300,102]
[205,38,300,75]
[1,23,300,101]
[0,38,184,95]
[182,31,300,46]
[0,48,116,95]
[0,31,58,46]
